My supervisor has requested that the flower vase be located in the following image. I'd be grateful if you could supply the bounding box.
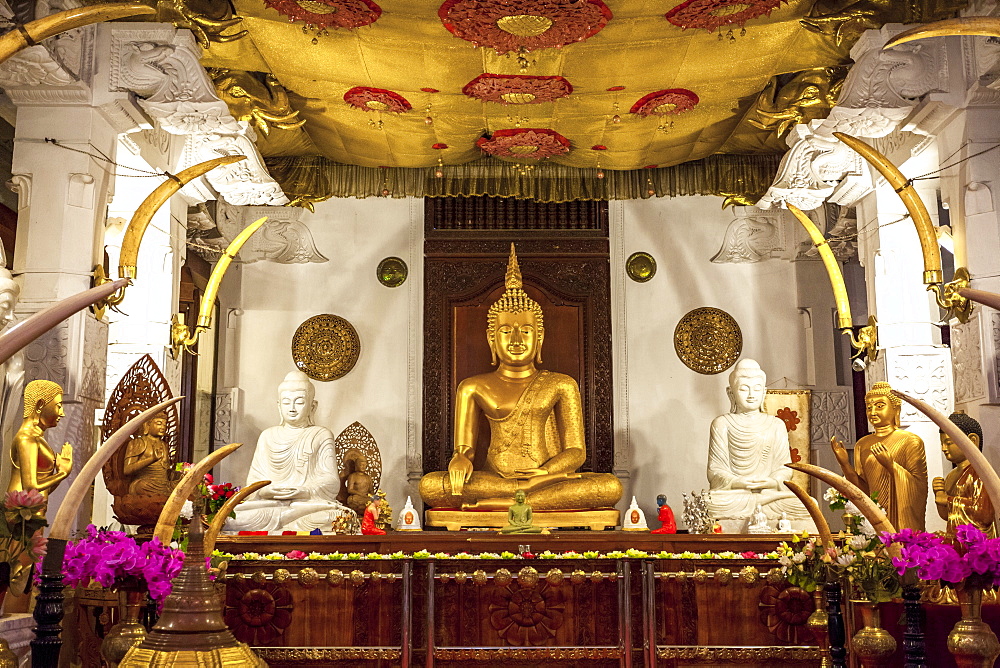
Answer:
[100,586,148,668]
[947,585,1000,667]
[806,586,831,668]
[850,600,896,668]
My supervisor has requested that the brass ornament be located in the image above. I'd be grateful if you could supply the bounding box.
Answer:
[273,568,290,583]
[496,14,553,37]
[656,646,822,661]
[517,566,539,588]
[765,567,785,585]
[739,565,759,586]
[673,307,743,375]
[472,569,488,585]
[692,569,709,584]
[326,569,345,586]
[251,570,267,584]
[590,570,603,583]
[349,569,365,585]
[291,313,362,381]
[454,570,468,584]
[376,256,408,287]
[494,568,513,586]
[625,251,657,282]
[570,569,586,585]
[545,568,564,586]
[257,648,401,661]
[715,567,732,585]
[501,92,537,104]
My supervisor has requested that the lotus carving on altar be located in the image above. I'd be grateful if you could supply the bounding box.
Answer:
[224,578,295,645]
[463,74,573,105]
[439,0,612,53]
[489,583,566,645]
[476,128,571,160]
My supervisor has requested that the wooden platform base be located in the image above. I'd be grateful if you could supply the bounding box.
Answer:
[425,508,620,531]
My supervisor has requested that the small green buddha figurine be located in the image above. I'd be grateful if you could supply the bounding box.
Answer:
[501,489,543,534]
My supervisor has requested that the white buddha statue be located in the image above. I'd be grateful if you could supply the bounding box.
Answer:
[226,371,352,532]
[706,359,811,526]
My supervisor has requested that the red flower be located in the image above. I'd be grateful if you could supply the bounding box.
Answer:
[203,473,214,485]
[421,87,440,93]
[630,89,699,117]
[476,128,571,160]
[263,0,381,30]
[439,0,612,54]
[776,407,800,432]
[432,143,448,149]
[463,74,572,105]
[664,0,788,32]
[591,145,607,150]
[285,550,308,560]
[606,85,625,91]
[344,87,411,113]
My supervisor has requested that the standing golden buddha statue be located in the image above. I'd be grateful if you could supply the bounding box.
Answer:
[420,244,621,530]
[6,379,73,516]
[831,381,927,531]
[933,412,995,537]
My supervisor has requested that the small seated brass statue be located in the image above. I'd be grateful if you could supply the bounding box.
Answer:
[419,244,622,523]
[123,411,177,496]
[501,490,544,534]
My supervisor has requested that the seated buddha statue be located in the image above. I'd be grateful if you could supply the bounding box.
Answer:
[706,359,812,525]
[933,411,994,537]
[225,371,352,532]
[6,380,73,517]
[831,381,927,531]
[419,244,622,517]
[122,411,176,496]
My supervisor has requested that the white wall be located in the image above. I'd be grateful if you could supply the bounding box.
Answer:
[221,197,422,515]
[613,196,812,524]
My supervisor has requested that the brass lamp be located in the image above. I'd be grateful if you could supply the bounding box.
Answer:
[834,132,973,323]
[170,216,268,358]
[787,203,878,364]
[93,156,246,318]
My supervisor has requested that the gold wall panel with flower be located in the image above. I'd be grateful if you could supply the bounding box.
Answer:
[198,0,955,176]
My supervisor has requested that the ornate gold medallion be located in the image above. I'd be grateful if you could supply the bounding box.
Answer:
[376,256,407,287]
[673,307,742,375]
[291,314,361,381]
[625,251,656,282]
[496,14,553,36]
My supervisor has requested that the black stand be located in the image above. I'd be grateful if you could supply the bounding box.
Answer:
[902,583,927,667]
[31,541,65,668]
[825,580,848,668]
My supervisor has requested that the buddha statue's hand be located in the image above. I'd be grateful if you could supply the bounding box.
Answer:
[57,443,73,471]
[870,441,893,469]
[448,451,473,495]
[269,486,306,500]
[932,476,947,504]
[514,467,548,477]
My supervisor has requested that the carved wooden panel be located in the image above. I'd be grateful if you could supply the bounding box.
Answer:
[423,239,613,475]
[426,196,607,236]
[101,354,179,497]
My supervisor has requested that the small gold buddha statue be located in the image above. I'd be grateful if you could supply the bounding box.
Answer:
[122,411,176,496]
[933,412,995,537]
[6,380,73,516]
[831,381,927,531]
[419,244,622,520]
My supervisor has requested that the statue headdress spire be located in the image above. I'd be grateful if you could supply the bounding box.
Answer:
[487,243,544,363]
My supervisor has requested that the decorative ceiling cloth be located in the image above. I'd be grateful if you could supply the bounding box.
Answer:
[200,0,963,198]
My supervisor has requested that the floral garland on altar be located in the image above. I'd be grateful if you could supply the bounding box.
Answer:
[438,0,612,53]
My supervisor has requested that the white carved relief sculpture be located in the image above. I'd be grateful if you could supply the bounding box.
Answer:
[810,391,852,447]
[216,203,328,264]
[106,24,287,206]
[757,26,947,212]
[710,208,784,264]
[0,45,76,88]
[951,313,986,405]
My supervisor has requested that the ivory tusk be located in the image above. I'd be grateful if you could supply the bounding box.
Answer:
[203,480,270,557]
[153,442,243,545]
[884,18,1000,49]
[959,287,1000,312]
[783,480,834,548]
[48,397,184,541]
[118,156,246,279]
[787,462,896,535]
[787,203,853,330]
[0,279,129,366]
[893,390,1000,528]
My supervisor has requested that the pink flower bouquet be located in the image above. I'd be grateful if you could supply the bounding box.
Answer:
[62,525,184,600]
[882,524,1000,588]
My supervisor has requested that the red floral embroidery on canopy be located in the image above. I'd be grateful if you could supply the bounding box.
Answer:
[664,0,787,32]
[630,89,699,117]
[776,407,800,432]
[476,128,571,160]
[264,0,381,30]
[344,87,412,113]
[439,0,612,53]
[463,74,573,105]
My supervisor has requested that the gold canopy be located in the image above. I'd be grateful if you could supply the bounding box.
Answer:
[201,0,959,175]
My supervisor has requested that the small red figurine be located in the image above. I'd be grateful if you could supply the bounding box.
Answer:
[361,498,386,535]
[651,503,676,534]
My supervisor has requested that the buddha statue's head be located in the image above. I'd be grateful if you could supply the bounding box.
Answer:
[0,266,19,328]
[142,411,169,438]
[941,411,983,464]
[727,359,766,413]
[487,244,544,367]
[864,382,901,429]
[513,489,527,505]
[277,371,316,428]
[24,379,63,428]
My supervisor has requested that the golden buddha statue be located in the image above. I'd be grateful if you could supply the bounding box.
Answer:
[831,381,927,531]
[122,411,176,496]
[933,412,995,537]
[420,244,621,528]
[6,380,73,515]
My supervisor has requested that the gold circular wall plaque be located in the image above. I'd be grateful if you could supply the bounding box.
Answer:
[376,256,407,288]
[673,307,742,375]
[626,252,657,282]
[291,314,361,381]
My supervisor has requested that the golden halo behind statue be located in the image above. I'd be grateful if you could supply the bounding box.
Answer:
[291,314,361,381]
[673,307,742,375]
